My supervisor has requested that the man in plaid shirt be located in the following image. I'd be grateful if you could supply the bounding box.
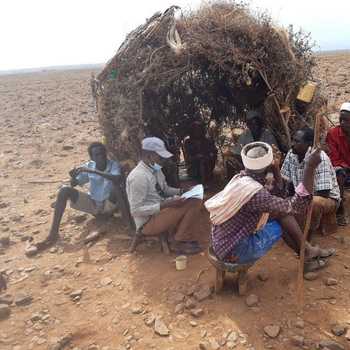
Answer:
[281,128,340,237]
[209,142,334,272]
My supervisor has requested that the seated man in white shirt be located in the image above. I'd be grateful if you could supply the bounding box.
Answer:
[126,137,203,255]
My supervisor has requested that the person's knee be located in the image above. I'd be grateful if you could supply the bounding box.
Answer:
[57,186,76,201]
[186,198,202,210]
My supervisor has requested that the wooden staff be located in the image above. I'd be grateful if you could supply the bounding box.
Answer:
[297,113,321,311]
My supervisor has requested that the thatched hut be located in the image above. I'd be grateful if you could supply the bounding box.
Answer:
[96,1,322,168]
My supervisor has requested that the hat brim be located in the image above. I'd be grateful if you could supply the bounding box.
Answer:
[156,149,173,158]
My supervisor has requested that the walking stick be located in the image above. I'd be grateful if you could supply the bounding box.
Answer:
[297,113,321,311]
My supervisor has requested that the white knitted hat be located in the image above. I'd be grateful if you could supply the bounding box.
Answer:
[241,142,273,171]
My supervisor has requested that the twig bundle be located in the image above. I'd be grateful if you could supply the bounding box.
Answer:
[96,1,322,166]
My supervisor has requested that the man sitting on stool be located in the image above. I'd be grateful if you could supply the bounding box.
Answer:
[126,137,203,255]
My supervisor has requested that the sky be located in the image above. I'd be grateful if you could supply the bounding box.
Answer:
[1,0,349,71]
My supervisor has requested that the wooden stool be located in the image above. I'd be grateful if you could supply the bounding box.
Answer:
[207,246,252,296]
[128,230,170,254]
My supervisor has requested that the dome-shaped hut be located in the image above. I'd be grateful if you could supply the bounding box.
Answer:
[96,1,321,169]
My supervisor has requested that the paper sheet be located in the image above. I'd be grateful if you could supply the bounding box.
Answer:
[181,184,204,200]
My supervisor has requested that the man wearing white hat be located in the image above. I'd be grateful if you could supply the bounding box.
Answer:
[206,142,335,272]
[126,137,203,254]
[326,102,350,225]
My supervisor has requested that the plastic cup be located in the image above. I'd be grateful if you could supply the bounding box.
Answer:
[175,255,187,270]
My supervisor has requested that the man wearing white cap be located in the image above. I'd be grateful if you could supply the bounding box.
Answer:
[206,142,334,272]
[126,137,203,254]
[326,102,350,225]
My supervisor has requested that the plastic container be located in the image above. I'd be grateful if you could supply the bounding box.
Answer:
[297,82,317,103]
[175,255,187,270]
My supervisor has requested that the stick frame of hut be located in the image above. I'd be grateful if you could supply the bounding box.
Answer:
[96,1,325,171]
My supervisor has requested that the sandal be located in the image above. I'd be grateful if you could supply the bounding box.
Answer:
[304,258,329,273]
[308,246,336,260]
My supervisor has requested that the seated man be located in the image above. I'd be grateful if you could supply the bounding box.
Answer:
[183,121,217,186]
[126,137,203,255]
[281,128,341,237]
[326,102,350,225]
[206,142,334,272]
[227,110,278,177]
[35,142,124,250]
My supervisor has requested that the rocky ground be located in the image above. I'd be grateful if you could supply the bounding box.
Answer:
[0,53,350,350]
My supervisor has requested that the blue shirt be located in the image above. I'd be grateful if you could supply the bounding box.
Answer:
[76,159,121,203]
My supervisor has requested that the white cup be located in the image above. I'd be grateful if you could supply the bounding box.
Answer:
[175,255,187,271]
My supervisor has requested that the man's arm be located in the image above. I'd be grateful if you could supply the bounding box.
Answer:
[79,161,122,185]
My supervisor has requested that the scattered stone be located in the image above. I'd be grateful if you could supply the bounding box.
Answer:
[0,304,10,319]
[25,245,38,257]
[154,318,170,336]
[199,342,210,350]
[226,341,236,349]
[49,247,58,254]
[245,294,259,307]
[331,324,347,336]
[345,329,350,340]
[304,272,319,281]
[0,235,10,247]
[208,338,220,350]
[227,331,238,343]
[264,325,281,338]
[131,305,143,314]
[175,303,185,314]
[70,290,83,301]
[325,278,338,286]
[48,333,73,350]
[62,145,74,151]
[295,319,304,329]
[14,293,33,306]
[185,298,197,309]
[319,340,345,350]
[191,308,204,317]
[290,335,304,347]
[200,330,207,338]
[171,292,185,303]
[72,214,87,223]
[100,277,113,286]
[194,285,212,302]
[257,270,269,282]
[0,294,13,305]
[144,314,155,327]
[31,312,42,322]
[190,321,198,327]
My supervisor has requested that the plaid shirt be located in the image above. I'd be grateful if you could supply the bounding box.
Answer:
[281,150,340,201]
[211,173,311,260]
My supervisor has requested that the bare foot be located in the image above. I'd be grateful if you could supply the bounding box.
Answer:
[35,235,59,251]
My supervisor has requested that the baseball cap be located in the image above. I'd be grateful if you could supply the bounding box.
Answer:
[142,137,173,158]
[340,102,350,113]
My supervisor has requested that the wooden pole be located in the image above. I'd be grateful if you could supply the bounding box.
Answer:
[297,113,321,311]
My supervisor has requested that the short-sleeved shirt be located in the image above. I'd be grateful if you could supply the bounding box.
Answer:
[233,128,278,155]
[75,159,121,203]
[326,126,350,169]
[281,150,340,202]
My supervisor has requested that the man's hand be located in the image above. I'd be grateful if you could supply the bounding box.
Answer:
[160,197,186,210]
[305,147,322,169]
